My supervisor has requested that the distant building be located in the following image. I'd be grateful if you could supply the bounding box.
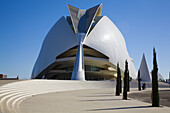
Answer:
[32,4,136,80]
[158,73,164,81]
[138,54,151,82]
[165,72,170,82]
[138,54,165,82]
[0,74,7,79]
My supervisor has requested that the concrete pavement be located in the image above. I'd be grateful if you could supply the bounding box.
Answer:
[20,88,170,113]
[128,88,170,107]
[0,80,170,113]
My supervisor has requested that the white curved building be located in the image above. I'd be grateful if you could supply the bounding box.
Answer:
[31,4,136,80]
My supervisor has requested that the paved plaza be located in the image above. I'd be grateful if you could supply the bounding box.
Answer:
[0,80,170,113]
[20,88,170,113]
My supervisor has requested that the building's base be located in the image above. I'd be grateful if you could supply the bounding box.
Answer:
[71,70,85,81]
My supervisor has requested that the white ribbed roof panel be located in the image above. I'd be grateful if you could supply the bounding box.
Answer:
[31,16,77,78]
[84,16,136,78]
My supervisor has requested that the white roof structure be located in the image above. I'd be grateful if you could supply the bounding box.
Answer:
[139,54,151,82]
[31,4,136,80]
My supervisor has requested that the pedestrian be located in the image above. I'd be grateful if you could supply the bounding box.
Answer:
[142,82,146,90]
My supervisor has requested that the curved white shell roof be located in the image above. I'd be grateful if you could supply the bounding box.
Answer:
[84,16,136,78]
[32,16,78,78]
[32,16,136,79]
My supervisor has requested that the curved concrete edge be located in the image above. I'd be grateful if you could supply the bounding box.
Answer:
[0,80,115,113]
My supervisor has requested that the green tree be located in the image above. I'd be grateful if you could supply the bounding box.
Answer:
[120,72,122,93]
[116,63,121,96]
[127,70,130,92]
[151,48,159,107]
[138,70,141,91]
[123,60,128,100]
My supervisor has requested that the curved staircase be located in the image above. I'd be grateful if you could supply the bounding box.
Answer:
[0,80,115,113]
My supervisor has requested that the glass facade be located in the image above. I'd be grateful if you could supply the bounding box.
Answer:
[62,65,104,72]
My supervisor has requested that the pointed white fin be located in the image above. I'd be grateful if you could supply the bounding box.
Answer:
[139,54,151,82]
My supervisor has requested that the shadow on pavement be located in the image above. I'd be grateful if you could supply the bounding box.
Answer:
[160,90,170,92]
[128,90,170,107]
[81,94,115,97]
[81,98,121,102]
[86,105,151,111]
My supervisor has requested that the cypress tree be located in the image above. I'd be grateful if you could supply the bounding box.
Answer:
[116,63,121,96]
[151,48,159,107]
[138,70,141,91]
[127,70,130,92]
[120,71,122,93]
[123,60,128,100]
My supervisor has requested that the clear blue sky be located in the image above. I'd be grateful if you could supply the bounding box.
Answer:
[0,0,170,79]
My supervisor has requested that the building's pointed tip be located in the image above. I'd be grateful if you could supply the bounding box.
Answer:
[99,3,103,9]
[88,3,102,10]
[98,3,103,7]
[67,4,70,7]
[142,53,145,57]
[142,53,146,60]
[100,3,103,8]
[67,4,70,9]
[95,3,102,6]
[67,4,78,9]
